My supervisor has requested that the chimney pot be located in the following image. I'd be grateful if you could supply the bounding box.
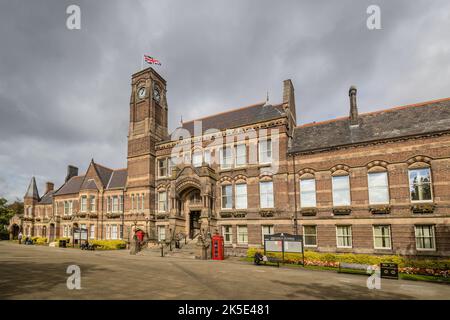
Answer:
[349,86,358,125]
[45,182,54,193]
[65,165,79,182]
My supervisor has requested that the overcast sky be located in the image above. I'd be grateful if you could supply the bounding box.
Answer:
[0,0,449,201]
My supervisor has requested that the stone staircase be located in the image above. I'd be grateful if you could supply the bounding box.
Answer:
[140,235,201,259]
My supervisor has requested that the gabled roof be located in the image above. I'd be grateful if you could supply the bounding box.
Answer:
[166,102,285,139]
[54,176,85,196]
[92,162,114,188]
[24,177,39,199]
[289,97,450,154]
[81,179,98,191]
[38,190,55,205]
[106,169,127,190]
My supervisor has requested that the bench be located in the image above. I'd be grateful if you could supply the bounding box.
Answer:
[254,254,282,268]
[338,262,371,275]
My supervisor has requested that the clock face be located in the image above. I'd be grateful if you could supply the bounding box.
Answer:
[137,87,146,99]
[153,87,161,102]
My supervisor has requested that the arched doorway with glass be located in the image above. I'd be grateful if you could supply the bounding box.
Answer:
[179,186,203,239]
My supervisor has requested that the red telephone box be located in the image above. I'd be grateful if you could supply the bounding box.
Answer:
[211,234,224,260]
[136,230,144,242]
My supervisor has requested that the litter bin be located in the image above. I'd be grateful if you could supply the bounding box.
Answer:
[59,240,67,248]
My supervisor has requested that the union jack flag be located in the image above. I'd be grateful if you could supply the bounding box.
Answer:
[144,55,161,65]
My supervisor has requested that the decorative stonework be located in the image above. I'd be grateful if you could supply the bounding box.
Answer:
[330,165,350,174]
[259,210,275,217]
[233,211,247,218]
[367,160,388,169]
[407,155,432,165]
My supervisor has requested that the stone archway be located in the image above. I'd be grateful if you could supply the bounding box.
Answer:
[178,186,203,239]
[10,224,20,240]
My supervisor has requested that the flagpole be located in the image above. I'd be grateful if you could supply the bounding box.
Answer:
[141,54,144,70]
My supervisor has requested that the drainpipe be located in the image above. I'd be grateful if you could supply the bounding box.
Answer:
[122,189,125,240]
[100,191,104,240]
[292,154,299,235]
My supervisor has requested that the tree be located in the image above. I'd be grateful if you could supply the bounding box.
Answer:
[0,198,23,239]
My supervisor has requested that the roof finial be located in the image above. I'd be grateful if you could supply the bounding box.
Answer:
[264,90,270,106]
[180,115,183,125]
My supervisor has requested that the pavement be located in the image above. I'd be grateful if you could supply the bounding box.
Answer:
[0,241,449,300]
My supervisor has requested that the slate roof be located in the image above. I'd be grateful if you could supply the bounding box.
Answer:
[38,190,55,205]
[24,177,39,199]
[81,179,98,191]
[93,163,113,187]
[168,102,285,139]
[289,98,450,154]
[54,176,85,196]
[106,169,127,189]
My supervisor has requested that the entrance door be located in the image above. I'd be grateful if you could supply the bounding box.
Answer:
[189,211,201,238]
[49,224,55,241]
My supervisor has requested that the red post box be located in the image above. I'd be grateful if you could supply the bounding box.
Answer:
[211,234,224,260]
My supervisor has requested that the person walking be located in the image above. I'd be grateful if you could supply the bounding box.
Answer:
[18,232,23,245]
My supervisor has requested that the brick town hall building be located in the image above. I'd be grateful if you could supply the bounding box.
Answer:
[9,67,450,257]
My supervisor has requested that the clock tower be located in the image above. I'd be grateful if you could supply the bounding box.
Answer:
[126,67,168,214]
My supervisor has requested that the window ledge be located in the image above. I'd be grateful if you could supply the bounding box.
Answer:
[300,208,317,216]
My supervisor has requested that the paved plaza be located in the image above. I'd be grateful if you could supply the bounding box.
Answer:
[0,241,449,300]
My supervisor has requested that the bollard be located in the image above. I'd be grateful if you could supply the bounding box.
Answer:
[160,244,164,257]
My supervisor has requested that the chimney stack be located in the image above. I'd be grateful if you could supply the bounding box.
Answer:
[45,182,54,194]
[65,165,79,182]
[349,86,358,125]
[282,79,297,125]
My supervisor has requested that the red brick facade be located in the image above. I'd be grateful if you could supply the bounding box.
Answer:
[14,67,450,258]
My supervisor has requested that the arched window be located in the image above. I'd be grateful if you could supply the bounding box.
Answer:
[299,172,316,208]
[331,168,351,207]
[367,166,389,205]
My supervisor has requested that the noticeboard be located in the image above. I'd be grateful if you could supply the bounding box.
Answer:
[265,240,283,252]
[263,233,304,264]
[73,228,88,240]
[284,240,303,253]
[380,263,399,279]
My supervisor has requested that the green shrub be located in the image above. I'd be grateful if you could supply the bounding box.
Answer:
[90,240,126,250]
[31,237,48,245]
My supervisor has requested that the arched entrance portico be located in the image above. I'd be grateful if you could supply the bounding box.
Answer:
[178,185,203,239]
[10,224,20,240]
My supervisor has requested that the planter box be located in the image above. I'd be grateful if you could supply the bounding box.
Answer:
[370,205,391,214]
[411,203,435,214]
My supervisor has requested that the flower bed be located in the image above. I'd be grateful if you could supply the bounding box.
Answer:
[246,248,449,277]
